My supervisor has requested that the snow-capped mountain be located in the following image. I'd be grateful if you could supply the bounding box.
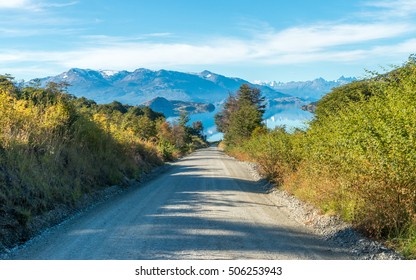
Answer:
[36,68,289,105]
[254,76,356,101]
[99,70,120,77]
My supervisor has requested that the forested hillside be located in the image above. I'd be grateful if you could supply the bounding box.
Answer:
[0,76,206,250]
[219,57,416,258]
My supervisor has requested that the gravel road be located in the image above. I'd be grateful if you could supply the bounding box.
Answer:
[6,147,355,260]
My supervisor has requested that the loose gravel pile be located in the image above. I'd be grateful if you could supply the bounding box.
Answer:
[241,160,403,260]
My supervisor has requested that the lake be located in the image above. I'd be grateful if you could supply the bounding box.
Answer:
[187,103,314,142]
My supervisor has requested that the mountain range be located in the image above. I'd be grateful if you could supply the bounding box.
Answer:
[33,68,355,135]
[36,68,289,105]
[254,76,356,101]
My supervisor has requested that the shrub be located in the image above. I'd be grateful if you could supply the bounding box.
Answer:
[222,57,416,257]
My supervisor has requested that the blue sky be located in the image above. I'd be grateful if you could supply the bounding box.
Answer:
[1,0,416,82]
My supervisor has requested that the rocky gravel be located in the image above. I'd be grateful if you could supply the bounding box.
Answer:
[241,160,403,260]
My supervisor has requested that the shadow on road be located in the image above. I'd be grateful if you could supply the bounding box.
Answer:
[8,148,354,260]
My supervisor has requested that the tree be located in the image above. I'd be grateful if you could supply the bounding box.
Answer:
[191,120,206,141]
[192,121,204,136]
[0,74,20,99]
[225,102,263,143]
[215,93,237,133]
[178,111,190,127]
[237,84,266,115]
[215,84,265,146]
[136,116,157,140]
[99,101,128,114]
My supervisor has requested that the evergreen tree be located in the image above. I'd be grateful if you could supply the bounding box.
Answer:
[215,84,265,146]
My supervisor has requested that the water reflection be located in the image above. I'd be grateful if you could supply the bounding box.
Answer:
[186,103,313,142]
[263,104,313,132]
[188,106,223,142]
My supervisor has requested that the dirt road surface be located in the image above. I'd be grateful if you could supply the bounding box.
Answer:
[6,147,354,259]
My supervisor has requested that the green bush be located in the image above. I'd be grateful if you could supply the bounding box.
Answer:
[304,59,416,238]
[224,57,416,258]
[240,127,301,183]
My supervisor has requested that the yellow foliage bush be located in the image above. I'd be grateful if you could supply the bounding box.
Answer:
[0,79,179,248]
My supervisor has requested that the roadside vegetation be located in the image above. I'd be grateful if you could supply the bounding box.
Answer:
[0,76,207,249]
[216,57,416,258]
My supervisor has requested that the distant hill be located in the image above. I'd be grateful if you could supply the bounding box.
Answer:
[254,76,356,101]
[142,97,215,117]
[34,68,289,105]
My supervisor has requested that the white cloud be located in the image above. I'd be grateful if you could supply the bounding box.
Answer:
[0,0,31,9]
[39,19,409,71]
[0,53,22,62]
[366,0,416,17]
[0,0,77,11]
[2,0,416,80]
[6,42,250,69]
[371,38,416,56]
[251,22,412,58]
[41,1,78,8]
[2,21,414,73]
